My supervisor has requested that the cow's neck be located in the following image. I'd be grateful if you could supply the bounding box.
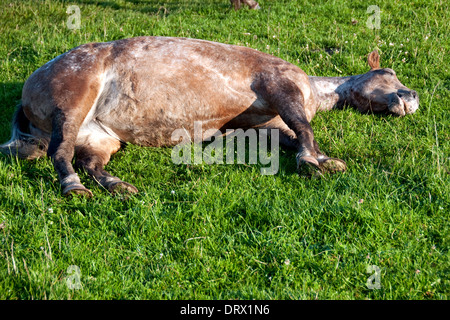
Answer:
[308,75,361,112]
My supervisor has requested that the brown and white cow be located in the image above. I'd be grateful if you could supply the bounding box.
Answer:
[0,36,419,197]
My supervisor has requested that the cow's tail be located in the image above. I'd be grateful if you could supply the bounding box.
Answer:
[0,104,49,160]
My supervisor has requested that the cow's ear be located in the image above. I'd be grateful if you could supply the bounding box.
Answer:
[368,50,380,70]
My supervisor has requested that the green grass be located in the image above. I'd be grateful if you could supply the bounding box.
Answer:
[0,0,448,299]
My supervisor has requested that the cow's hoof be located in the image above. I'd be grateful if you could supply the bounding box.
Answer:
[318,157,347,173]
[108,181,138,197]
[297,156,322,178]
[63,184,93,198]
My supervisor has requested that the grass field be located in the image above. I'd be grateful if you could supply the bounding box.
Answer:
[0,0,448,300]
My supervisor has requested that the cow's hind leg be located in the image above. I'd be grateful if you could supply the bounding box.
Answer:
[74,133,138,196]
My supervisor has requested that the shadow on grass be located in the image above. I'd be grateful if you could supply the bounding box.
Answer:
[65,0,232,16]
[0,82,24,143]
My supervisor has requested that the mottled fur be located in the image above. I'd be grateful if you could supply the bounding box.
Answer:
[0,37,419,197]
